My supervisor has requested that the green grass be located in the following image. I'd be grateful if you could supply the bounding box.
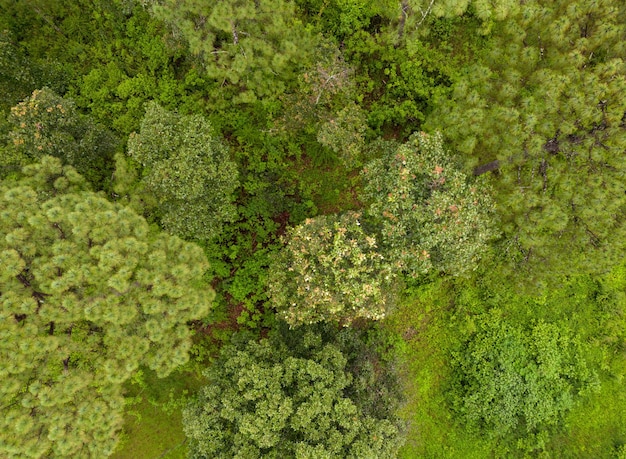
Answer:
[548,375,626,458]
[383,280,497,458]
[112,398,187,459]
[111,367,206,459]
[385,269,626,458]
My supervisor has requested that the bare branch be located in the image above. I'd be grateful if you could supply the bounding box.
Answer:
[416,0,436,30]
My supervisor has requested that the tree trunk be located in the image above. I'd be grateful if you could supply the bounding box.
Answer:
[473,159,500,176]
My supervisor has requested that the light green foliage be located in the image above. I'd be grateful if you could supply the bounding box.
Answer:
[147,0,314,102]
[268,211,395,326]
[427,0,626,279]
[183,326,404,458]
[362,131,497,278]
[406,0,516,30]
[125,102,238,241]
[3,88,118,186]
[0,157,214,458]
[451,310,598,450]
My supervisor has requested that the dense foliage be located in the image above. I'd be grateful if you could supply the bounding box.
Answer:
[123,102,238,241]
[183,325,404,458]
[427,0,626,280]
[1,0,626,457]
[450,311,598,450]
[147,0,314,102]
[362,132,497,277]
[269,211,395,326]
[3,88,118,185]
[0,157,213,457]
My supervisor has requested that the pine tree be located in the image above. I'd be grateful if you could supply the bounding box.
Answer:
[426,0,626,281]
[123,102,238,241]
[0,156,214,457]
[145,0,314,102]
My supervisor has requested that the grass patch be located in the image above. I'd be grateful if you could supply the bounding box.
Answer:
[548,375,626,457]
[111,367,206,459]
[384,280,496,458]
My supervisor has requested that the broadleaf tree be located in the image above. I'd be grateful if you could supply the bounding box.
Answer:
[361,131,497,278]
[124,101,238,241]
[450,311,598,451]
[0,156,214,458]
[268,211,396,326]
[2,88,118,187]
[183,325,405,458]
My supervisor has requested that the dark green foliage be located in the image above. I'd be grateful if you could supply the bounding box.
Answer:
[0,157,214,457]
[296,0,395,39]
[0,30,37,111]
[0,0,206,136]
[183,324,405,458]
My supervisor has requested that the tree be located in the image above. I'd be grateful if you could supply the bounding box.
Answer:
[398,0,516,36]
[145,0,314,102]
[183,325,404,458]
[316,102,368,168]
[123,102,238,241]
[274,40,369,168]
[426,0,626,281]
[450,311,598,450]
[0,156,214,458]
[0,30,36,111]
[361,131,497,278]
[2,88,118,187]
[268,211,396,326]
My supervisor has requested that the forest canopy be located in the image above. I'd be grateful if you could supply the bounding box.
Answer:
[1,0,626,458]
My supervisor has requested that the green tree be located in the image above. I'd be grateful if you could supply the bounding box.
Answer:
[123,102,238,241]
[2,88,118,187]
[0,156,214,458]
[450,311,598,451]
[426,0,626,280]
[399,0,516,36]
[183,325,404,458]
[274,40,370,168]
[361,131,497,278]
[268,211,396,326]
[146,0,314,102]
[0,30,36,111]
[316,102,368,168]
